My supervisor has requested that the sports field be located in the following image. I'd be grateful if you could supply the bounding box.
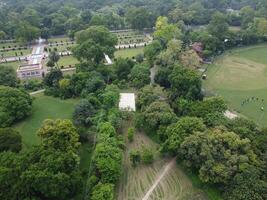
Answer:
[204,44,267,126]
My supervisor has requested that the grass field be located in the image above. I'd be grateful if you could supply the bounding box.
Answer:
[117,120,208,200]
[115,47,144,59]
[58,55,79,67]
[204,44,267,126]
[0,48,31,57]
[0,61,21,70]
[14,94,79,149]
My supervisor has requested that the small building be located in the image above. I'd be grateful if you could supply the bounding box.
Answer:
[119,93,136,111]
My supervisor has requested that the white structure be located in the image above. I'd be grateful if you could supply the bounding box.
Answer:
[119,93,136,111]
[104,54,113,65]
[224,110,238,120]
[17,38,45,79]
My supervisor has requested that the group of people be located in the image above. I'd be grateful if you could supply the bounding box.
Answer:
[241,97,264,111]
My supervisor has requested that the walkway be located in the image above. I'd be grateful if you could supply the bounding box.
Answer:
[141,158,176,200]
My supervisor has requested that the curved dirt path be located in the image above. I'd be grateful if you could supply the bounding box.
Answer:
[141,158,176,200]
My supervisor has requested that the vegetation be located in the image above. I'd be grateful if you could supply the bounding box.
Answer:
[0,0,267,199]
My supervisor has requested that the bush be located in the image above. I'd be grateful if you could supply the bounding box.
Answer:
[141,147,154,164]
[127,127,135,142]
[129,149,141,167]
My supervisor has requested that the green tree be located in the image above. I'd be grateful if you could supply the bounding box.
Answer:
[0,128,22,152]
[127,127,135,142]
[15,21,40,44]
[169,65,203,102]
[73,26,117,65]
[129,149,141,167]
[137,101,177,140]
[154,16,181,44]
[180,129,259,184]
[163,117,206,154]
[144,40,163,66]
[0,86,32,127]
[38,119,80,152]
[126,7,153,30]
[141,147,154,164]
[91,183,114,200]
[49,51,60,67]
[113,58,135,80]
[129,64,150,88]
[0,66,17,87]
[207,12,229,40]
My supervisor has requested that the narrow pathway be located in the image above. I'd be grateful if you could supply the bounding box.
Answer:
[30,89,45,96]
[141,158,176,200]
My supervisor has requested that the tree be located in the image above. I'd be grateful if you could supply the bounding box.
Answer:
[100,85,120,109]
[0,66,17,87]
[137,85,166,111]
[144,40,163,66]
[0,128,22,152]
[43,68,63,87]
[38,119,80,152]
[15,21,40,44]
[224,166,267,200]
[141,147,154,164]
[129,150,141,167]
[0,86,32,127]
[0,31,6,40]
[113,58,135,80]
[157,39,182,66]
[169,65,203,102]
[73,26,117,65]
[73,99,96,127]
[129,64,150,88]
[180,49,201,69]
[49,51,60,67]
[126,7,153,30]
[91,183,114,200]
[188,97,227,127]
[127,127,135,142]
[58,78,72,98]
[137,101,177,140]
[180,129,258,184]
[162,117,206,154]
[208,12,229,40]
[240,6,255,28]
[154,16,181,44]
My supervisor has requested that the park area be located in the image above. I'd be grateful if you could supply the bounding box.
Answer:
[204,44,267,126]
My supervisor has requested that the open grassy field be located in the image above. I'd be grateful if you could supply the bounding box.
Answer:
[14,93,79,149]
[0,61,21,70]
[117,120,208,200]
[115,47,144,59]
[204,44,267,126]
[58,55,79,67]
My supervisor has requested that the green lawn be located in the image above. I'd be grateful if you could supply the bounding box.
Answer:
[0,42,21,49]
[58,55,79,67]
[0,61,22,70]
[0,48,31,58]
[204,44,267,127]
[115,47,144,59]
[14,94,79,149]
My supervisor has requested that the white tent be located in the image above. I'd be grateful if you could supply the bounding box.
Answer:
[119,93,136,111]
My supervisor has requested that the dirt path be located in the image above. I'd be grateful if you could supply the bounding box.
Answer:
[141,158,176,200]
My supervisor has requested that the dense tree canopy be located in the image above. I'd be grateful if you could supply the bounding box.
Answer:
[0,86,32,127]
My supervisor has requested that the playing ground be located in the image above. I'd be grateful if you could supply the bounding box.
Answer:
[204,44,267,126]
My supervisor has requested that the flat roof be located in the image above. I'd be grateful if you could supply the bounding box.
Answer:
[119,93,136,111]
